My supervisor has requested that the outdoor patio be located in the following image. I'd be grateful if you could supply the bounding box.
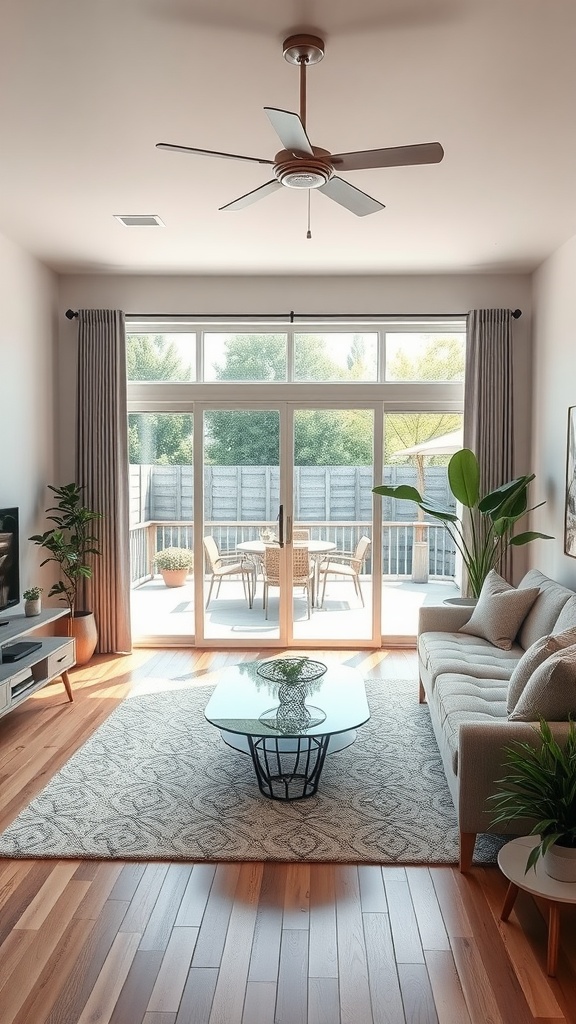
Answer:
[130,575,459,643]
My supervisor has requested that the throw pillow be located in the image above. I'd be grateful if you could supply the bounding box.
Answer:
[509,643,576,721]
[459,570,539,651]
[507,627,576,713]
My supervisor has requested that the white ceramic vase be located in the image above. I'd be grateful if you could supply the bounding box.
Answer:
[24,599,41,617]
[543,843,576,883]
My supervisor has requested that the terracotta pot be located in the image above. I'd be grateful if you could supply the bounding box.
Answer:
[160,568,189,588]
[70,611,98,666]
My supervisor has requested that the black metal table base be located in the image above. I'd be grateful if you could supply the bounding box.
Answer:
[247,734,331,800]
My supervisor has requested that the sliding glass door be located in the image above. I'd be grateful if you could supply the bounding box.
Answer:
[194,401,381,648]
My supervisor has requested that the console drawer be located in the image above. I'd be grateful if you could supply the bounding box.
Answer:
[46,641,75,677]
[0,681,8,710]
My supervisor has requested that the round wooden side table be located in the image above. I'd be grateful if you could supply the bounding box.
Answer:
[498,835,576,976]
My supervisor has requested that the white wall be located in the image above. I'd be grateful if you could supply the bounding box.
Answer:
[58,271,533,479]
[531,235,576,587]
[0,232,58,605]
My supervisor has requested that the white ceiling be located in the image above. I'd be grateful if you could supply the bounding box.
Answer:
[1,0,576,276]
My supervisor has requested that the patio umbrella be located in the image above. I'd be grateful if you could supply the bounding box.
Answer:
[394,429,463,458]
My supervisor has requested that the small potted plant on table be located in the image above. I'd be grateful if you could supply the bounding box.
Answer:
[490,719,576,881]
[23,586,43,617]
[154,546,194,587]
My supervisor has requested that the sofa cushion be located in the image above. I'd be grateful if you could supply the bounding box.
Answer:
[459,570,539,650]
[507,628,576,713]
[553,595,576,634]
[509,644,576,721]
[433,674,508,774]
[418,632,521,692]
[517,569,575,649]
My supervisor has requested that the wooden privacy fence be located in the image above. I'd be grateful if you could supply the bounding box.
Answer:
[129,464,454,525]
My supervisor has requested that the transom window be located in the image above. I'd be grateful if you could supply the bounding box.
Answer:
[126,321,465,384]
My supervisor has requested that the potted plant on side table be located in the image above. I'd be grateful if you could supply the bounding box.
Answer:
[30,482,102,665]
[154,546,194,587]
[490,719,576,881]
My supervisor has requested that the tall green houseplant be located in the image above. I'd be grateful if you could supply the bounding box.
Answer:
[373,448,552,597]
[30,483,102,619]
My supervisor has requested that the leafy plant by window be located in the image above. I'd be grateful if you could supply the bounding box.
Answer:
[373,448,553,597]
[154,547,194,571]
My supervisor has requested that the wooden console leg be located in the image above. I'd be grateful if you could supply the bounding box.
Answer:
[418,678,426,703]
[61,670,74,703]
[500,881,519,921]
[459,831,476,872]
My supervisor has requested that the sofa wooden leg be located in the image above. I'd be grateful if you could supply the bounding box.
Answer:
[418,678,426,703]
[459,831,476,872]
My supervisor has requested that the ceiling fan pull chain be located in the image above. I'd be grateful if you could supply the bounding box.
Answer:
[307,189,312,239]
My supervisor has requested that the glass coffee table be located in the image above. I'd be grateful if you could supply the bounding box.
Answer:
[204,663,370,800]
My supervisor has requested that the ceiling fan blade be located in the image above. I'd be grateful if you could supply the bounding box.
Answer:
[318,177,385,217]
[264,108,314,157]
[219,179,283,211]
[331,142,444,172]
[156,142,273,166]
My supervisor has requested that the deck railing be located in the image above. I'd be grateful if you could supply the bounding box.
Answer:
[129,520,456,585]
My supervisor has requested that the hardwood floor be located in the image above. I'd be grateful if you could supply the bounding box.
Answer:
[0,648,575,1024]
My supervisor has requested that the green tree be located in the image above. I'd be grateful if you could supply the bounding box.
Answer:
[127,334,193,465]
[206,334,372,465]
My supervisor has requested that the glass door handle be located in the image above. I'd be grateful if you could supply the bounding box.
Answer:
[286,514,293,544]
[277,504,284,547]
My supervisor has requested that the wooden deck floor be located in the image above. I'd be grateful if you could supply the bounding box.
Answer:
[0,648,575,1024]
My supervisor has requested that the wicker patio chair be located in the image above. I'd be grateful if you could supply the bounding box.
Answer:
[262,544,315,619]
[203,536,255,609]
[319,536,372,608]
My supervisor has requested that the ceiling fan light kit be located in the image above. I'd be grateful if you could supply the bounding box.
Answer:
[156,32,444,221]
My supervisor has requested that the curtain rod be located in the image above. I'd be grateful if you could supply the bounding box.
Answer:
[65,308,522,321]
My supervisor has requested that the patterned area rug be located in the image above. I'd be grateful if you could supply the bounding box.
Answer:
[0,678,503,863]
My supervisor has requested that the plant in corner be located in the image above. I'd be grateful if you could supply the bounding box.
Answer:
[373,448,553,598]
[29,483,102,664]
[489,719,576,879]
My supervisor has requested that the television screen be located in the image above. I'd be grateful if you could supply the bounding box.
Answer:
[0,508,19,611]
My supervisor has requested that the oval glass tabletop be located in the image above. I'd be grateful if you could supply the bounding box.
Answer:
[204,663,370,739]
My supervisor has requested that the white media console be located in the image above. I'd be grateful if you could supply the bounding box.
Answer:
[0,609,75,718]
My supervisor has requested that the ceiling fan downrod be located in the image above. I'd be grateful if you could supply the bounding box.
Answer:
[282,33,325,132]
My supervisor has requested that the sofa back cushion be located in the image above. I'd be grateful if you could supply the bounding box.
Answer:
[553,595,576,634]
[507,627,576,713]
[508,643,576,721]
[459,570,539,651]
[517,570,575,650]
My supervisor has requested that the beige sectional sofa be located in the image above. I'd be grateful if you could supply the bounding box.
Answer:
[418,569,576,871]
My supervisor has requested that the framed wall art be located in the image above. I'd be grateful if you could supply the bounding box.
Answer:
[565,406,576,557]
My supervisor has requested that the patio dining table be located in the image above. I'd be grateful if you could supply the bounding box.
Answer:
[237,539,336,607]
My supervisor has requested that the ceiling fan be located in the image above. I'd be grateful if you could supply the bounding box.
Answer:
[156,33,444,218]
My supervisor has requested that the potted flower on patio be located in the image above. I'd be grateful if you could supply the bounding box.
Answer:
[154,546,194,587]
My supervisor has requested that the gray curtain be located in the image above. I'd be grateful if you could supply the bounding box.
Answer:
[76,309,131,653]
[464,308,514,584]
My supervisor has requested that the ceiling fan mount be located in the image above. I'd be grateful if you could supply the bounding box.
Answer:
[282,33,325,66]
[156,31,444,218]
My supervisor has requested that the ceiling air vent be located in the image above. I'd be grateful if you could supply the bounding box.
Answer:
[114,214,165,227]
